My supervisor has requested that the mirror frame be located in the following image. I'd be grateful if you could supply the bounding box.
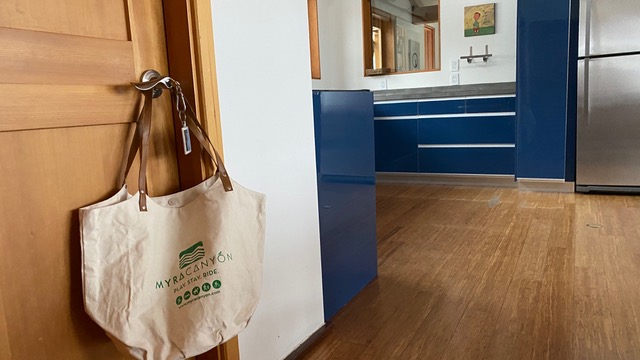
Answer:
[362,0,441,76]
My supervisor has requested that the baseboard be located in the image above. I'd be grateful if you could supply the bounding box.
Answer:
[376,172,517,188]
[283,324,328,360]
[517,178,575,193]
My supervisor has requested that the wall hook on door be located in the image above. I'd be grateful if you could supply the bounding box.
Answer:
[131,69,175,98]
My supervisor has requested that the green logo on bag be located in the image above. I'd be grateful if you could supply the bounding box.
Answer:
[155,244,235,308]
[179,241,205,269]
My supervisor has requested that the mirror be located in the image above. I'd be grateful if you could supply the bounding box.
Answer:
[363,0,440,75]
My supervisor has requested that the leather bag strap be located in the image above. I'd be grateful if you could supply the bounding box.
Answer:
[117,100,145,189]
[138,91,153,211]
[184,101,233,192]
[120,86,233,211]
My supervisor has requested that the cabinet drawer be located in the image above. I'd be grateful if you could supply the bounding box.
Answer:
[418,147,515,175]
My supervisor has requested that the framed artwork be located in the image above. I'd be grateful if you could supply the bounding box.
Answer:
[408,39,420,70]
[464,3,495,37]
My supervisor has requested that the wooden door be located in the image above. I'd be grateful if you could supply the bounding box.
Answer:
[0,1,202,358]
[424,25,436,71]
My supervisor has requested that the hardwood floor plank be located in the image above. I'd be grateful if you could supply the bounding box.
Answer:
[573,196,618,359]
[441,209,528,359]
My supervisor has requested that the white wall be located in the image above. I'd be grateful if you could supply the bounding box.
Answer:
[313,0,517,90]
[211,1,325,360]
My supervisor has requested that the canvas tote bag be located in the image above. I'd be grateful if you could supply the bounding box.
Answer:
[80,79,266,359]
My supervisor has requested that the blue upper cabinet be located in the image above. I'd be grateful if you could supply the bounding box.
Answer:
[516,0,574,180]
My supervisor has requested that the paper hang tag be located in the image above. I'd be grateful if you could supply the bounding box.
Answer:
[181,125,192,155]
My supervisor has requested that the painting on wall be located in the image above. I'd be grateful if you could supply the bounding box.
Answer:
[408,39,421,71]
[464,3,496,37]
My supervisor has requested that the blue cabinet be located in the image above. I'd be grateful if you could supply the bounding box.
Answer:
[516,0,575,180]
[374,120,418,172]
[313,90,378,322]
[374,96,516,176]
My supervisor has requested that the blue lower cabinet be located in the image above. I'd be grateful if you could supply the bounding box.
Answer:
[374,95,517,176]
[317,178,377,321]
[418,147,515,175]
[374,120,418,172]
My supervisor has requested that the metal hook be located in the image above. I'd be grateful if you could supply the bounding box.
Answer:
[131,69,175,98]
[460,45,493,64]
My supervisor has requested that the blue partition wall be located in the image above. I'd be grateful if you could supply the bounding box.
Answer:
[374,95,516,176]
[313,91,378,322]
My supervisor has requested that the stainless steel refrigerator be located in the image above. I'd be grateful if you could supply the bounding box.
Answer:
[576,0,640,192]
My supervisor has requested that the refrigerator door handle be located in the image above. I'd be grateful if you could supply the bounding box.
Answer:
[577,58,589,128]
[582,58,589,126]
[584,0,592,57]
[579,0,592,57]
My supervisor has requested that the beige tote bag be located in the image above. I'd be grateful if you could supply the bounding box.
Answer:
[80,81,266,359]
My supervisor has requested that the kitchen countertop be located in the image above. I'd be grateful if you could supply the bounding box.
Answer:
[373,82,516,102]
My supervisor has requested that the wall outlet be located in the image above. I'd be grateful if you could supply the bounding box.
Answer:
[450,59,459,72]
[450,72,460,85]
[379,78,388,90]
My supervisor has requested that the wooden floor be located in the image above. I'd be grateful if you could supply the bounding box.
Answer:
[301,184,640,360]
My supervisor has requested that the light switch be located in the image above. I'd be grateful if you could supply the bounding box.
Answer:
[451,59,459,71]
[450,72,460,85]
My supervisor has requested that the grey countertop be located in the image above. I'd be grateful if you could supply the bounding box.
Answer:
[373,82,516,102]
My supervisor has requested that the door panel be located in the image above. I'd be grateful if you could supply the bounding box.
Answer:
[0,85,138,131]
[0,126,141,360]
[0,27,135,85]
[0,0,130,40]
[0,0,179,358]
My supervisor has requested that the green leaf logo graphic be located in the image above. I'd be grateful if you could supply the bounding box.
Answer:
[179,241,205,269]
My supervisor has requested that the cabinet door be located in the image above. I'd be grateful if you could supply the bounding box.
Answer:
[375,120,418,172]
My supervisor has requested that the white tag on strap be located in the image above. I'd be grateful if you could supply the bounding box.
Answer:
[181,125,192,155]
